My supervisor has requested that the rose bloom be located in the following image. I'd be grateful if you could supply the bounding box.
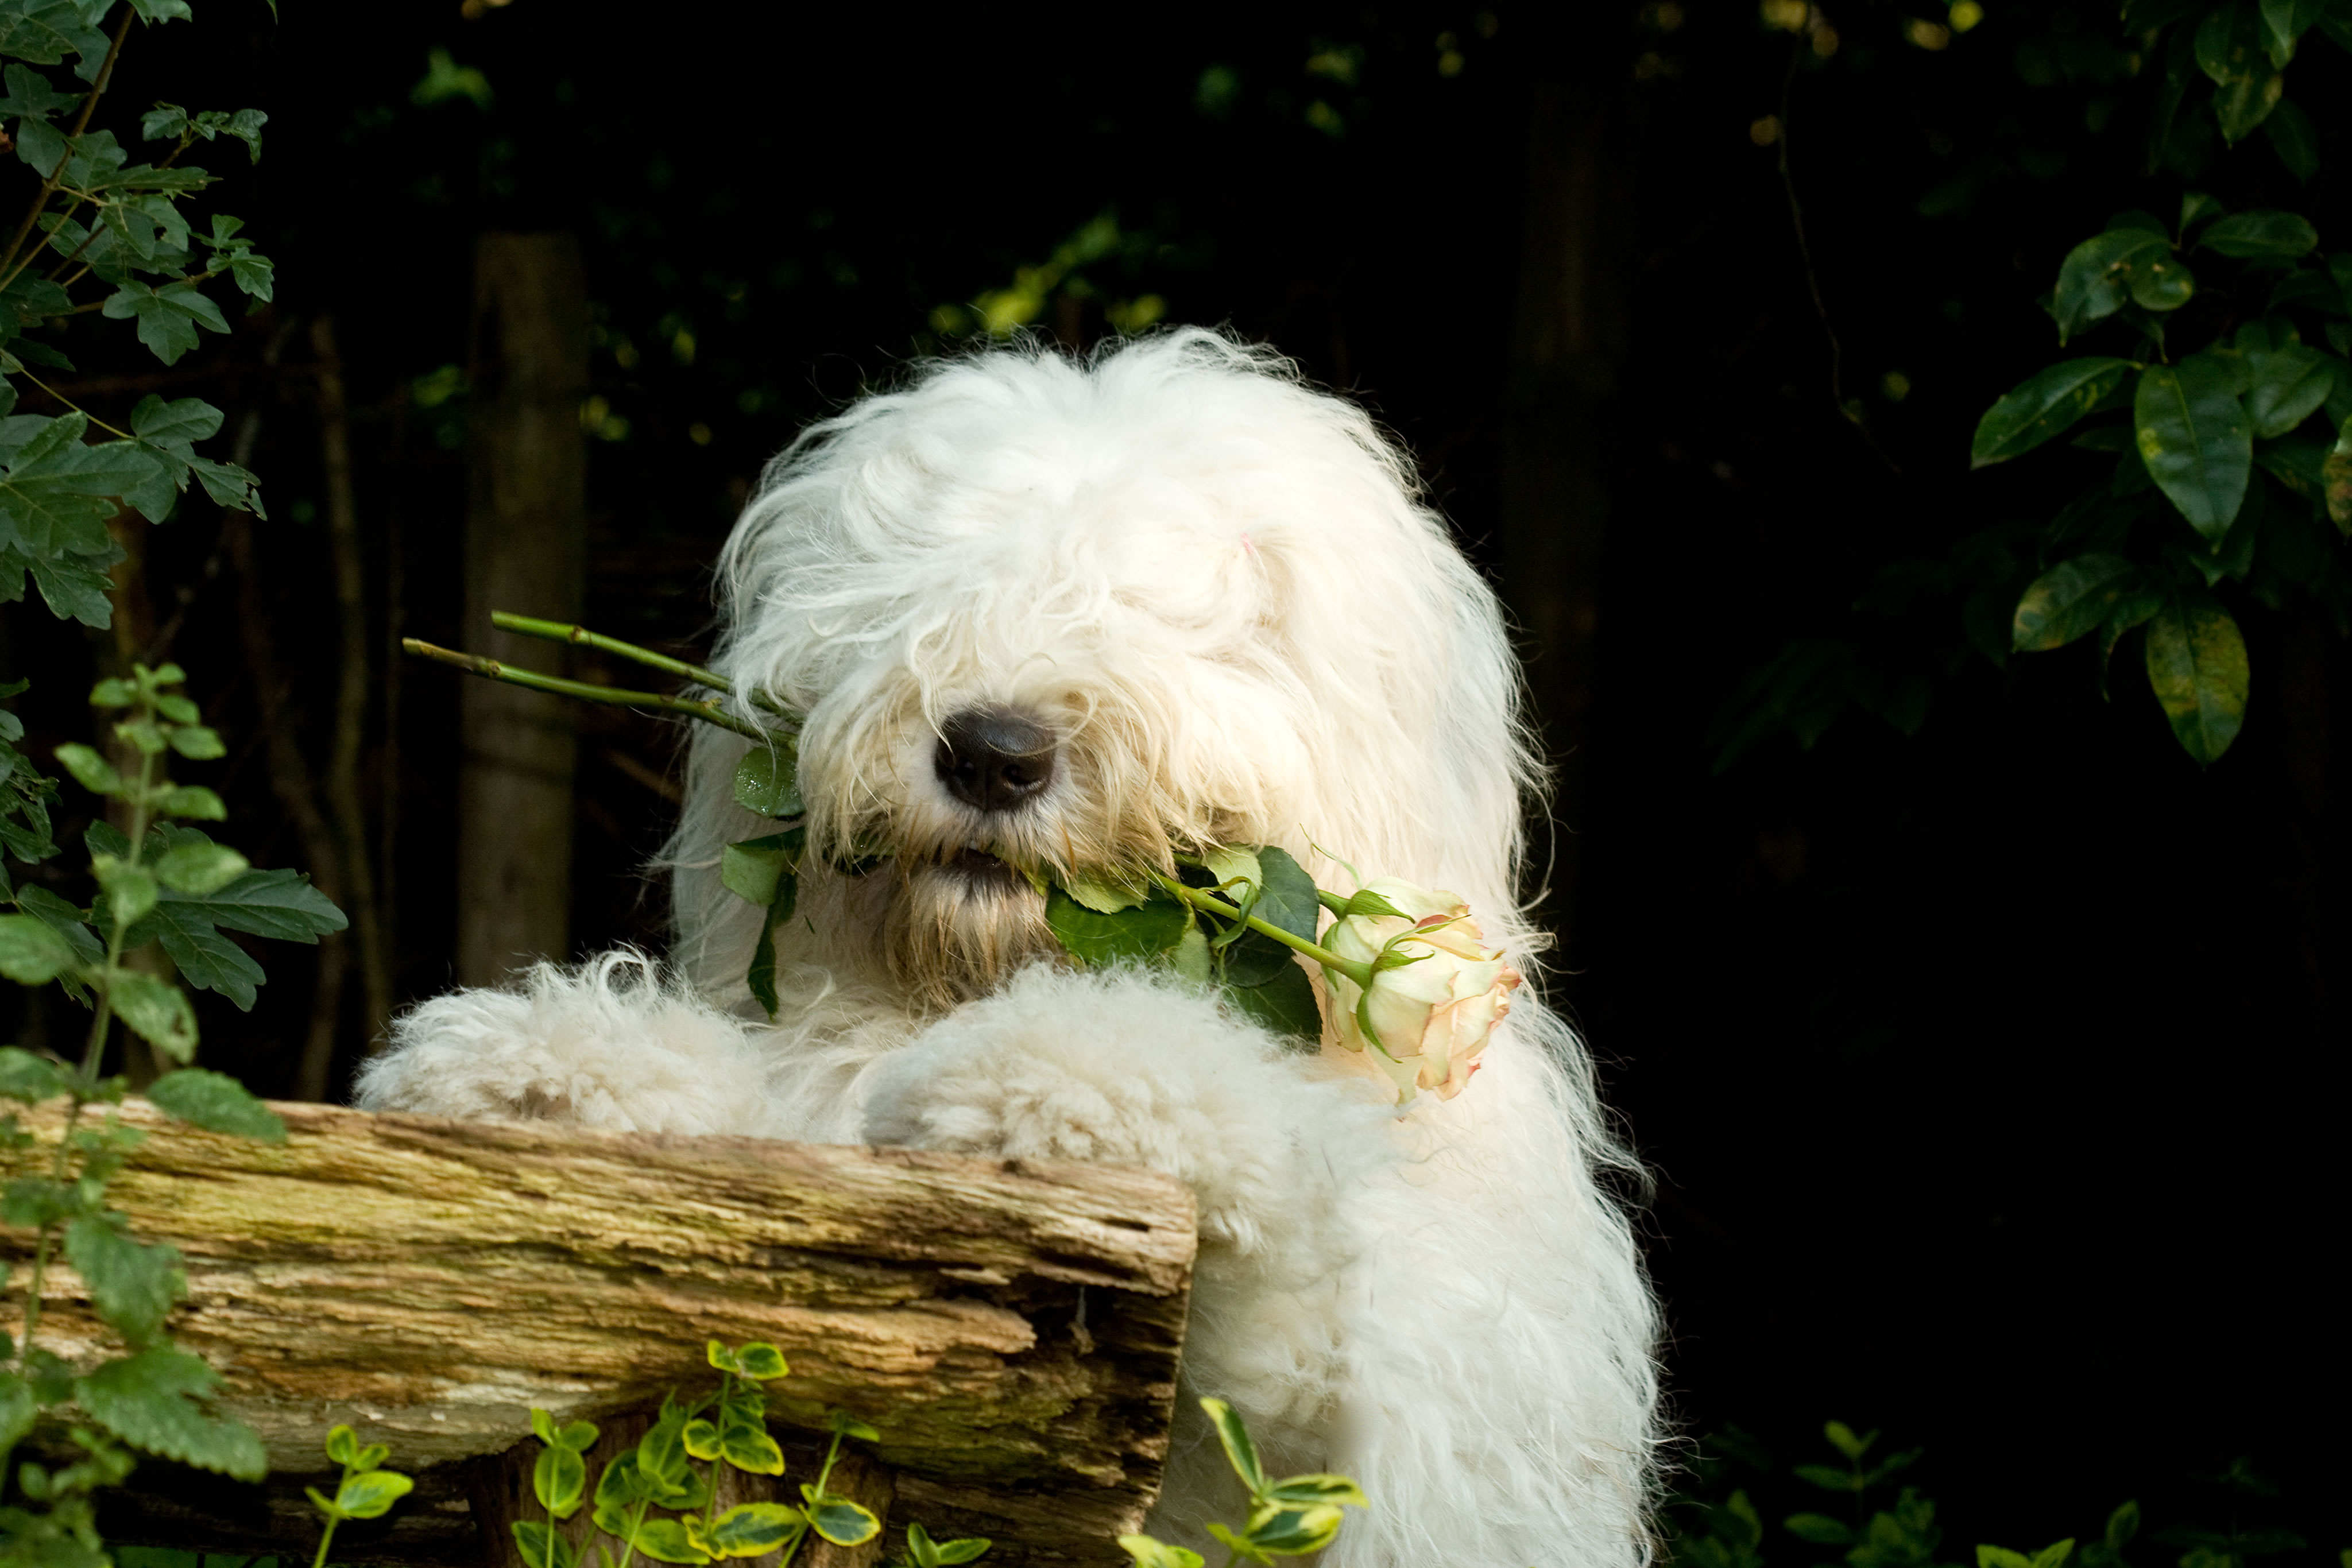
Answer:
[1320,878,1522,1104]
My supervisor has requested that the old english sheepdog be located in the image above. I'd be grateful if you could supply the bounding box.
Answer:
[357,329,1659,1567]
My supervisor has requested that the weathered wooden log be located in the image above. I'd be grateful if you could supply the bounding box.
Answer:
[7,1101,1196,1566]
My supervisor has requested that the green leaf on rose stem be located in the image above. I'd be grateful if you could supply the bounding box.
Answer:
[64,1214,185,1345]
[2196,5,2284,143]
[745,869,795,1017]
[2243,343,2335,438]
[1788,1515,1860,1545]
[1117,1535,1205,1568]
[2264,98,2319,181]
[108,971,199,1063]
[1172,921,1211,983]
[1199,1397,1268,1493]
[1250,846,1321,943]
[100,281,230,367]
[721,828,802,907]
[1226,959,1323,1048]
[732,738,802,818]
[0,911,79,983]
[2012,553,2141,652]
[1971,359,2139,467]
[2199,210,2321,260]
[703,1503,802,1559]
[2137,354,2253,541]
[1197,844,1263,900]
[1045,884,1189,966]
[335,1467,415,1519]
[512,1521,581,1568]
[2145,591,2249,762]
[732,1341,788,1380]
[1061,870,1151,913]
[74,1346,269,1479]
[806,1498,880,1547]
[145,1068,287,1141]
[0,1045,68,1103]
[2052,228,2183,343]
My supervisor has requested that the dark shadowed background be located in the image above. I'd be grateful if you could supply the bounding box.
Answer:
[1,0,2342,1551]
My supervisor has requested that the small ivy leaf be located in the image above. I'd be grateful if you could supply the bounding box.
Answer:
[1248,847,1321,943]
[334,1468,414,1519]
[560,1419,598,1452]
[2144,591,2249,762]
[705,1339,742,1373]
[806,1498,880,1547]
[1117,1535,1205,1568]
[325,1423,359,1465]
[933,1539,993,1565]
[733,1342,789,1381]
[1262,1473,1368,1509]
[718,1420,784,1477]
[534,1442,587,1517]
[1241,1501,1346,1557]
[732,739,802,818]
[622,1515,711,1565]
[1202,1522,1274,1568]
[703,1503,802,1559]
[512,1521,581,1568]
[529,1408,559,1445]
[1199,1397,1268,1493]
[679,1418,722,1462]
[825,1410,877,1441]
[1224,960,1322,1049]
[1971,359,2138,467]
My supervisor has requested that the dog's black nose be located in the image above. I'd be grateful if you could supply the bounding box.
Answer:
[935,707,1056,813]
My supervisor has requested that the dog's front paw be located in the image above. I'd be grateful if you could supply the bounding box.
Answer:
[861,962,1388,1257]
[356,953,775,1136]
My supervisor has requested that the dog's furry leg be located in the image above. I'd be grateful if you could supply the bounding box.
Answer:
[352,951,786,1136]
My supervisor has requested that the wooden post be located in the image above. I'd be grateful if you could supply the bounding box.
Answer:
[459,233,590,986]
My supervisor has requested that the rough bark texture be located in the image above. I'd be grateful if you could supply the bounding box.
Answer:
[458,232,589,988]
[8,1101,1194,1566]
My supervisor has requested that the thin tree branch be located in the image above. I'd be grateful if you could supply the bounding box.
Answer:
[0,5,133,283]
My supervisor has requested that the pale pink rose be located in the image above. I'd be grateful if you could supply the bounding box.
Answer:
[1321,878,1523,1103]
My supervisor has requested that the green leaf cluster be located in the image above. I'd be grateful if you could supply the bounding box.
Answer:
[304,1422,416,1568]
[510,1343,932,1568]
[1117,1397,1366,1568]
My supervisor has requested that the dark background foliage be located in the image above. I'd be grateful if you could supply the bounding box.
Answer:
[0,0,2342,1551]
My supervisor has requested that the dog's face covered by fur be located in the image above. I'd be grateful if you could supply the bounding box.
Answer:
[668,332,1536,1013]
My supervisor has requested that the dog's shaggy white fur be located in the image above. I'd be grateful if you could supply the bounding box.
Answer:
[357,330,1658,1567]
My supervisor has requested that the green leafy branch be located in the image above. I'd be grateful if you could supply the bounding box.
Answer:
[1117,1398,1365,1568]
[304,1423,415,1568]
[511,1339,962,1568]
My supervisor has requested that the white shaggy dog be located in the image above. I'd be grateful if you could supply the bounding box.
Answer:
[357,330,1658,1567]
